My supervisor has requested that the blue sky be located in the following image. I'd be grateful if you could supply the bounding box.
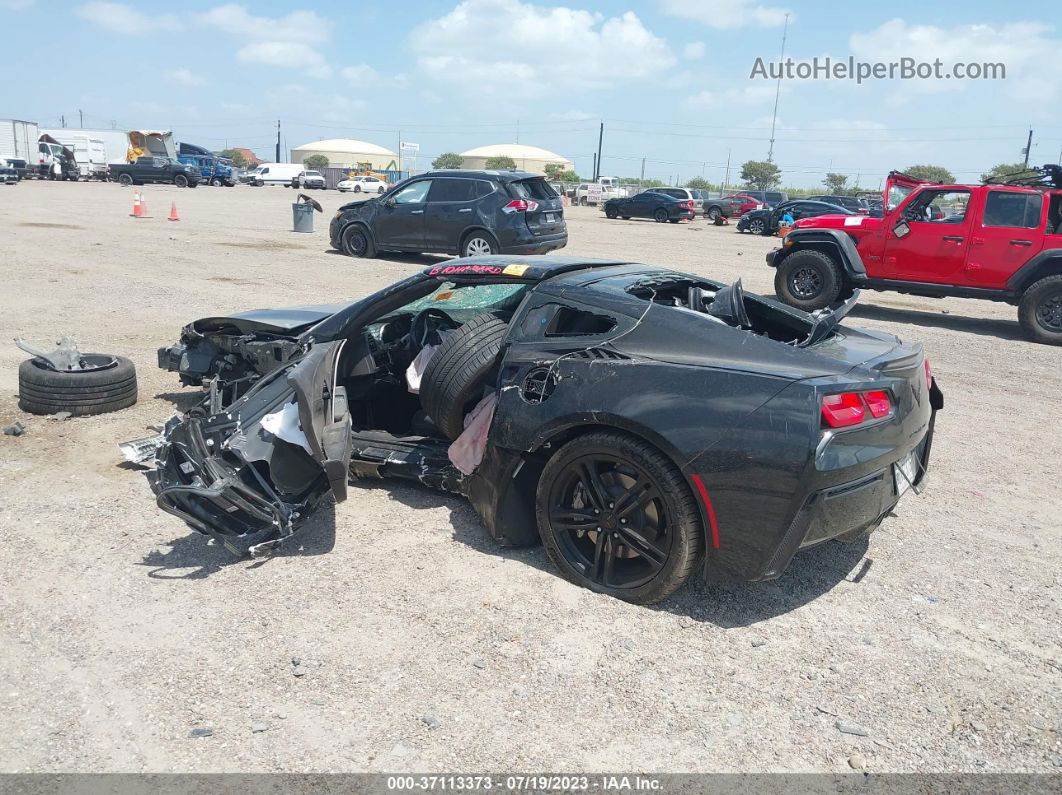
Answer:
[2,0,1059,187]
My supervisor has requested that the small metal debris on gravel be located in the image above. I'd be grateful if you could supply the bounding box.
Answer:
[421,714,442,730]
[188,728,214,738]
[3,422,25,437]
[835,720,870,737]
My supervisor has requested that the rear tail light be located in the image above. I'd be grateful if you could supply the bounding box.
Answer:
[502,198,538,213]
[821,390,893,428]
[682,200,694,209]
[924,358,933,389]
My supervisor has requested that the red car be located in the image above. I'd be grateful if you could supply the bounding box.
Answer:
[767,167,1062,345]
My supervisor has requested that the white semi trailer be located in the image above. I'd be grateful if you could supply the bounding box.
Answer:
[0,119,40,179]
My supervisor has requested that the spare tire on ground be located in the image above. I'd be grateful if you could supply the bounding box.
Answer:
[420,313,509,441]
[18,355,138,416]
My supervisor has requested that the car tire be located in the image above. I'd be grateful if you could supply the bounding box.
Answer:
[341,224,375,259]
[774,249,843,311]
[461,231,498,258]
[1018,274,1062,345]
[707,207,722,221]
[605,206,618,219]
[420,312,509,441]
[211,178,222,187]
[18,356,137,416]
[174,174,189,188]
[118,173,133,187]
[748,218,767,235]
[535,430,704,604]
[378,187,385,194]
[653,208,668,223]
[354,185,361,193]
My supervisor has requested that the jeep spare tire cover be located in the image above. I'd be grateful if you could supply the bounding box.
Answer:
[420,312,509,441]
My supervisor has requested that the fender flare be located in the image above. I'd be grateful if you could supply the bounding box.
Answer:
[769,228,867,278]
[1005,248,1062,295]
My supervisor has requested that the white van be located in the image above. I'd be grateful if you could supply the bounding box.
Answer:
[246,162,304,187]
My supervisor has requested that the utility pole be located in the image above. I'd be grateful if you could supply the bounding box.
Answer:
[640,157,645,182]
[723,148,731,193]
[595,121,604,181]
[398,130,402,173]
[592,153,597,181]
[78,109,83,127]
[767,12,789,162]
[60,115,65,128]
[516,119,519,144]
[275,119,280,163]
[1022,127,1033,167]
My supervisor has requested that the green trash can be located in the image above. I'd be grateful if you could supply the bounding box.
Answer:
[292,198,315,233]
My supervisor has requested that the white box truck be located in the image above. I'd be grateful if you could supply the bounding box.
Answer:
[42,127,129,170]
[41,131,109,180]
[0,119,40,180]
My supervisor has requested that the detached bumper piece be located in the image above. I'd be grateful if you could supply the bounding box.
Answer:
[147,416,325,556]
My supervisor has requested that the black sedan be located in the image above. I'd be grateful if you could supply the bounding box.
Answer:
[737,199,854,235]
[130,256,941,605]
[603,191,695,223]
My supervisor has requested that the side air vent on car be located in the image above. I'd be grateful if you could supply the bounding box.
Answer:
[521,366,558,404]
[570,348,630,360]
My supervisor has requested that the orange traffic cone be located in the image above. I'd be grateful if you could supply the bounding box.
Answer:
[168,201,180,222]
[130,190,144,218]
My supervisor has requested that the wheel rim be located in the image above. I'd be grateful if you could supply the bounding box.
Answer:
[654,210,667,222]
[548,454,672,590]
[212,178,221,186]
[466,237,492,256]
[119,175,131,186]
[175,175,187,187]
[32,353,117,374]
[1035,290,1062,331]
[354,185,361,192]
[345,228,367,256]
[709,208,720,220]
[750,219,765,234]
[790,266,824,299]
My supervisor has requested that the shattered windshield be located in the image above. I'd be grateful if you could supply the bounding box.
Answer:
[386,281,528,318]
[887,183,916,211]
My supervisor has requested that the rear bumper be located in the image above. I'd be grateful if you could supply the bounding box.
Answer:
[500,231,568,255]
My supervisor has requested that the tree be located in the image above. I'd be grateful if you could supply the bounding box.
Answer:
[484,155,517,170]
[218,148,248,168]
[432,152,463,169]
[904,164,955,184]
[740,160,781,190]
[980,162,1034,183]
[685,177,711,190]
[543,162,571,181]
[302,154,329,170]
[823,173,849,194]
[554,169,580,182]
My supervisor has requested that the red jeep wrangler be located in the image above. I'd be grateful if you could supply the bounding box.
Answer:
[768,166,1062,345]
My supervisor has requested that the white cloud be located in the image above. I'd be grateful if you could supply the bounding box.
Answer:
[683,41,706,60]
[165,68,205,87]
[198,4,328,43]
[660,0,790,29]
[237,41,331,78]
[684,84,777,109]
[410,0,674,95]
[849,19,1057,102]
[76,2,181,33]
[340,64,378,83]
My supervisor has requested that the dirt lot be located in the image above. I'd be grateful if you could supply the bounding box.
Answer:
[0,181,1058,774]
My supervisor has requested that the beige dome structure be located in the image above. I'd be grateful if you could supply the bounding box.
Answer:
[290,138,398,170]
[459,144,574,175]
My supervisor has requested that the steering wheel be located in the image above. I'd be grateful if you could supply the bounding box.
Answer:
[409,307,457,349]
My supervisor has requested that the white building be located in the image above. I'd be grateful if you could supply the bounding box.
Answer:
[290,138,398,170]
[458,144,574,175]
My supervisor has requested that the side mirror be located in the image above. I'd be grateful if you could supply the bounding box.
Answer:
[383,197,396,208]
[893,221,911,239]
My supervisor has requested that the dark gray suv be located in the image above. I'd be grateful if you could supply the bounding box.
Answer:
[330,170,568,258]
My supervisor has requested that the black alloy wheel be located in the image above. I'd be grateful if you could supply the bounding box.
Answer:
[653,208,668,223]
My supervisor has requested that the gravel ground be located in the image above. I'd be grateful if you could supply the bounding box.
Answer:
[0,181,1058,774]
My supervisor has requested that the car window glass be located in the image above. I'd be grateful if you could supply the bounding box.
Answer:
[911,190,970,223]
[384,281,528,319]
[393,180,432,204]
[983,191,1041,229]
[428,178,475,202]
[475,180,495,198]
[510,178,558,200]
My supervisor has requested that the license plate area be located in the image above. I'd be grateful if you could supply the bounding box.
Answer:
[893,450,920,497]
[544,212,557,222]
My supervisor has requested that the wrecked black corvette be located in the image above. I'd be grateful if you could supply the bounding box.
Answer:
[130,255,943,604]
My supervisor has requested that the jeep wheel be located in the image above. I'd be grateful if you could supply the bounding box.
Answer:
[1018,275,1062,345]
[774,249,843,311]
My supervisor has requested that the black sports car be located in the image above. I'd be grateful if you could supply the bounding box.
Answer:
[737,199,855,235]
[602,191,696,223]
[128,256,942,604]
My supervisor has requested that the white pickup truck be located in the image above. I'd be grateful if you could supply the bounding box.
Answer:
[574,177,624,206]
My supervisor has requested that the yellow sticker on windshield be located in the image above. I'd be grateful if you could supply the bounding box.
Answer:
[434,291,455,302]
[503,264,530,276]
